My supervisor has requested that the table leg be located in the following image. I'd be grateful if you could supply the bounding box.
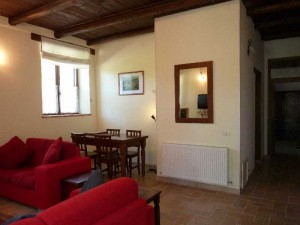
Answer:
[119,143,127,177]
[141,139,146,176]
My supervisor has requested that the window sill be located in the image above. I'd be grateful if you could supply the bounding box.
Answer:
[42,114,92,118]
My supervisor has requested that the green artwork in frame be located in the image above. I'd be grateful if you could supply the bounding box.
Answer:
[118,71,144,95]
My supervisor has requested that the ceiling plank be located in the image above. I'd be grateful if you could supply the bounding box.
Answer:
[255,16,300,29]
[262,30,300,41]
[9,0,82,25]
[87,27,154,46]
[247,0,300,16]
[54,0,231,38]
[269,56,300,69]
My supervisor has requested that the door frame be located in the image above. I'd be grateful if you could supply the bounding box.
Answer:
[267,56,300,156]
[254,68,263,160]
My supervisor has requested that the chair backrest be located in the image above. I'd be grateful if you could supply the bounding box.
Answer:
[84,132,107,146]
[126,130,141,137]
[94,134,114,156]
[106,129,121,136]
[70,132,87,154]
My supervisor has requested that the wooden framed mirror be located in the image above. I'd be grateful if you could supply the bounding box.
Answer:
[175,61,213,123]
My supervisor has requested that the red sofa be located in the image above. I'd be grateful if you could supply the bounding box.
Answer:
[11,177,155,225]
[0,137,91,209]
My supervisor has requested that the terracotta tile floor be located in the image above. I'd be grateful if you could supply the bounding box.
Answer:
[1,154,300,225]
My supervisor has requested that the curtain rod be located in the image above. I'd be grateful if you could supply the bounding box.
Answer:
[31,33,95,56]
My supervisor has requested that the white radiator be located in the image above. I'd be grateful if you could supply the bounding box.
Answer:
[161,143,229,186]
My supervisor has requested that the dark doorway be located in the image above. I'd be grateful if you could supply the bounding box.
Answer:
[270,81,300,156]
[268,56,300,157]
[274,91,300,156]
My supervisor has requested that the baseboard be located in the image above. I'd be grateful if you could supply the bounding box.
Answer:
[156,176,240,195]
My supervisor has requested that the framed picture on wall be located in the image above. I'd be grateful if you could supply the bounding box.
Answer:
[118,71,144,95]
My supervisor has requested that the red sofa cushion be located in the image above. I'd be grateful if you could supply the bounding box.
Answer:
[0,167,34,183]
[26,138,80,166]
[93,199,150,225]
[61,141,80,159]
[10,170,35,189]
[0,136,32,169]
[42,137,62,164]
[26,138,50,166]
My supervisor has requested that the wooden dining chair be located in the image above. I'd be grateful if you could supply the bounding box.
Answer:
[106,129,120,136]
[94,134,121,179]
[106,129,121,155]
[126,130,142,177]
[70,132,97,170]
[83,132,107,170]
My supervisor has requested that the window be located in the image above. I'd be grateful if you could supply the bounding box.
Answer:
[40,37,91,116]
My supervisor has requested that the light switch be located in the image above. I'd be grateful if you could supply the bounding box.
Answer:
[223,131,230,136]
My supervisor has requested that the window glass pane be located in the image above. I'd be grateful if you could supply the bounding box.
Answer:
[41,59,89,116]
[60,66,79,113]
[78,68,91,114]
[42,61,58,114]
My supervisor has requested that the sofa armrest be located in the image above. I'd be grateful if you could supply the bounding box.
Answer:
[36,178,140,225]
[35,156,91,209]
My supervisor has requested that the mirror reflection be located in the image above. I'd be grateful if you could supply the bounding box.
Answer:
[179,67,208,118]
[175,61,213,123]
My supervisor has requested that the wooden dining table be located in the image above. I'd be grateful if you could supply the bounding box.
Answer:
[84,133,148,177]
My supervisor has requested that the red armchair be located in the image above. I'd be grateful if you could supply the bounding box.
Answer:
[0,137,91,209]
[11,178,154,225]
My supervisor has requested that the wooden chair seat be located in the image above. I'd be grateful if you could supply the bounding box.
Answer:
[81,151,97,158]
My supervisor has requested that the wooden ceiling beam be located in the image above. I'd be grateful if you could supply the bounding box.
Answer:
[87,27,154,46]
[269,56,300,69]
[255,16,300,29]
[247,0,300,16]
[54,0,231,38]
[9,0,81,25]
[262,30,300,41]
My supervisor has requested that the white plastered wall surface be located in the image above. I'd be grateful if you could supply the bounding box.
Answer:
[239,1,264,187]
[0,16,98,144]
[155,1,241,190]
[94,33,157,165]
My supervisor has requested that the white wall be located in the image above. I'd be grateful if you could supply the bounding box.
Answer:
[239,2,264,179]
[95,34,157,165]
[155,1,241,189]
[0,17,98,144]
[263,37,300,154]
